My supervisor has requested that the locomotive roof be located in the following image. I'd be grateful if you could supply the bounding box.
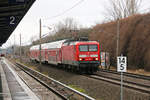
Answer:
[63,41,99,46]
[75,41,98,44]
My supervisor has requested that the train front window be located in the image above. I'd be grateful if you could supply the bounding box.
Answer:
[89,45,98,51]
[79,45,88,51]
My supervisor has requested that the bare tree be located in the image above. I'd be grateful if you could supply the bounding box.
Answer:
[55,18,78,34]
[30,35,39,45]
[104,0,142,21]
[31,18,81,44]
[51,18,80,40]
[30,36,35,45]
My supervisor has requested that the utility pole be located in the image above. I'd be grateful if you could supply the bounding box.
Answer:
[14,33,16,59]
[116,18,120,59]
[20,34,22,62]
[39,19,42,65]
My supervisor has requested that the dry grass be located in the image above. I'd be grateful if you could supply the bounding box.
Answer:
[99,65,150,76]
[127,69,150,76]
[91,13,150,71]
[15,59,39,71]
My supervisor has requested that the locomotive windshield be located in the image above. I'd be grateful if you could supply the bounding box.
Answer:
[79,45,88,51]
[89,45,97,51]
[79,45,98,52]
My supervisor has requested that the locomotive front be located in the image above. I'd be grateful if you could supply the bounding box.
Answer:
[76,41,100,73]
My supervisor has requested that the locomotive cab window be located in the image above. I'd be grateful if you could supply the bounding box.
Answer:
[89,45,98,51]
[79,44,98,52]
[79,45,88,51]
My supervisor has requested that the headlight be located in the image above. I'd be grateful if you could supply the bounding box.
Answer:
[95,58,99,60]
[79,55,87,57]
[79,58,82,61]
[90,55,98,57]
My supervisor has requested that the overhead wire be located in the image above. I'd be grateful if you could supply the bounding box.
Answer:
[2,0,85,48]
[44,0,85,21]
[20,0,85,46]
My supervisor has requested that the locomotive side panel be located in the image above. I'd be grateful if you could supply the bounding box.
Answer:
[62,45,77,66]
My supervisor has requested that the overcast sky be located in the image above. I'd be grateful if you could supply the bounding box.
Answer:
[2,0,150,48]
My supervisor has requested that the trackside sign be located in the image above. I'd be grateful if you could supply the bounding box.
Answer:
[117,56,127,72]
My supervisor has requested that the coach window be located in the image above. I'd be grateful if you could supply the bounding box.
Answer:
[89,45,98,51]
[79,45,88,51]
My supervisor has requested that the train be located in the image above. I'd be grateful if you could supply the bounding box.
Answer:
[29,38,100,73]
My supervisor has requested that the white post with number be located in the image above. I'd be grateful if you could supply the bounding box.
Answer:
[117,55,127,100]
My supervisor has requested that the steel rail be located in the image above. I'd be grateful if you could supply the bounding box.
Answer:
[87,74,150,94]
[95,74,150,88]
[14,63,69,100]
[15,62,95,100]
[98,69,150,80]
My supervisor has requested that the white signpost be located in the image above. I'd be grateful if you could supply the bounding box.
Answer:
[117,55,127,100]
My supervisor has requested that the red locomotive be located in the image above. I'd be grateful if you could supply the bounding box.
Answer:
[30,39,100,73]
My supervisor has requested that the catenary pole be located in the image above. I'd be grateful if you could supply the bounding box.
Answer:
[116,18,120,58]
[20,34,22,62]
[39,19,42,65]
[14,33,15,58]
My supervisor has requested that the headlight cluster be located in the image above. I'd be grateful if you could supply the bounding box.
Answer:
[79,54,99,61]
[79,58,82,61]
[95,58,99,60]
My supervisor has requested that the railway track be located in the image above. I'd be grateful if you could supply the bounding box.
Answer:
[86,69,150,94]
[13,61,95,100]
[98,69,150,81]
